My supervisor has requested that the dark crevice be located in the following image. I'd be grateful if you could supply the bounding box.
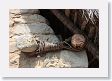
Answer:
[39,9,72,40]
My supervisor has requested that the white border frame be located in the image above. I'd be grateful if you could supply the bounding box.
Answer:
[0,0,108,77]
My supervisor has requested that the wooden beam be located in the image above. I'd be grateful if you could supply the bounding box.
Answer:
[50,9,99,60]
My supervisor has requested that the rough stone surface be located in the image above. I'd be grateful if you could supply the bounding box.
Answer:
[9,9,88,68]
[60,50,88,67]
[14,23,54,35]
[43,55,71,68]
[9,51,20,68]
[9,19,14,27]
[13,14,49,24]
[9,9,39,14]
[16,34,38,52]
[9,42,19,53]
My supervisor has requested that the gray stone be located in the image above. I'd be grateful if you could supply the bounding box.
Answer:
[42,50,88,68]
[60,50,88,68]
[16,34,60,53]
[34,34,60,43]
[16,34,38,52]
[14,23,54,35]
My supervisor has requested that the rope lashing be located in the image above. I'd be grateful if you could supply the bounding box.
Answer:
[23,34,86,57]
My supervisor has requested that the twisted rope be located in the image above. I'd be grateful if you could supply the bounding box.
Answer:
[23,34,86,57]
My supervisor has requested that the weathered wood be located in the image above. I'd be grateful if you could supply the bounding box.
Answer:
[50,10,80,34]
[77,9,99,46]
[67,9,99,47]
[50,9,99,59]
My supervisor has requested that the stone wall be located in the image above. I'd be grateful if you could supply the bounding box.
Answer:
[9,9,88,68]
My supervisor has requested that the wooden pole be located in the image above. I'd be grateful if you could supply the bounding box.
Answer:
[50,9,99,59]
